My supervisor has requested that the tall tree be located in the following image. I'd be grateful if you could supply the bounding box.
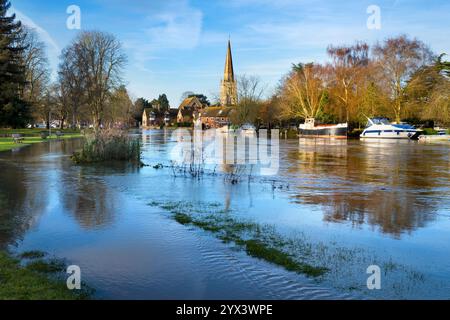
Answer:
[373,35,434,123]
[281,63,328,120]
[327,42,369,123]
[61,31,127,129]
[132,97,150,123]
[105,85,133,127]
[19,27,51,124]
[0,0,30,127]
[58,44,86,128]
[231,75,265,125]
[157,94,170,111]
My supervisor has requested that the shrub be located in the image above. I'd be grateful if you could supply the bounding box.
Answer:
[72,129,141,164]
[422,128,438,135]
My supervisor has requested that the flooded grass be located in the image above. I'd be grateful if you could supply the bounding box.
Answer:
[148,200,431,296]
[244,239,328,277]
[26,259,66,274]
[19,250,47,260]
[0,251,91,300]
[149,201,328,278]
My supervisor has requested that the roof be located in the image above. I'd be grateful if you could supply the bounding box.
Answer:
[200,107,234,118]
[143,108,154,116]
[179,96,202,109]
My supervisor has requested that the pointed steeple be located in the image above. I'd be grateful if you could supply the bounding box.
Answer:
[224,40,235,82]
[220,39,237,106]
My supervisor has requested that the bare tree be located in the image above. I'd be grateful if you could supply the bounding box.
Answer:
[58,45,86,128]
[327,41,369,122]
[373,35,434,123]
[281,63,328,120]
[232,75,265,125]
[62,31,127,129]
[19,27,50,123]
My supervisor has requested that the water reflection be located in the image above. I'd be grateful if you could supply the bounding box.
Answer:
[286,139,449,236]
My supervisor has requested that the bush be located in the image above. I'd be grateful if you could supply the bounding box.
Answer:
[422,128,438,135]
[72,129,141,164]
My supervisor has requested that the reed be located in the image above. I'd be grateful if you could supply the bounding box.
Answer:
[72,129,141,164]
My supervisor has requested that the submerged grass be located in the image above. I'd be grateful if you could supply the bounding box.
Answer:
[149,201,327,278]
[19,250,47,260]
[0,251,91,300]
[148,200,429,298]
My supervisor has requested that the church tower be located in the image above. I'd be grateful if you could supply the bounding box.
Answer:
[220,40,237,106]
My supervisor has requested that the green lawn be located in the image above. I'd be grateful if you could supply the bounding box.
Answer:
[0,128,81,135]
[0,251,91,300]
[0,134,84,152]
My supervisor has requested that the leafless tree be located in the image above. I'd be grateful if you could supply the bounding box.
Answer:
[232,75,265,125]
[19,27,50,123]
[61,31,127,129]
[281,63,328,120]
[373,35,434,123]
[327,41,369,122]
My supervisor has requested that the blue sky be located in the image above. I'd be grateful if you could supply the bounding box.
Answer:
[10,0,450,106]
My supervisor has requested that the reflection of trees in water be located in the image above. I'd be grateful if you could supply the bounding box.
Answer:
[0,158,47,248]
[287,140,450,236]
[59,165,116,230]
[0,138,116,250]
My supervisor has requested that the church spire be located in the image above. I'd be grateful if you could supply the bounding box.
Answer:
[224,40,235,82]
[220,39,237,106]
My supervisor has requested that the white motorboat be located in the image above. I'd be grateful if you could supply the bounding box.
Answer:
[360,118,422,140]
[240,123,257,136]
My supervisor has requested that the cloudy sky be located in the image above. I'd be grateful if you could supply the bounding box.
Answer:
[10,0,450,106]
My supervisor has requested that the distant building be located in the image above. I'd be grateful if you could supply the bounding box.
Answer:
[177,96,207,124]
[142,108,156,128]
[200,107,235,129]
[165,109,179,126]
[220,40,237,106]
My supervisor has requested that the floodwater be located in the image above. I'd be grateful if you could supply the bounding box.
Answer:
[0,130,449,299]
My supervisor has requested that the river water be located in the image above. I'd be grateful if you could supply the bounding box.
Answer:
[0,130,449,299]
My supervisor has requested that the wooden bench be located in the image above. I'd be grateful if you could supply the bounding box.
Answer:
[11,134,24,144]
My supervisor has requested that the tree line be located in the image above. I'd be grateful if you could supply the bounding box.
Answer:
[0,0,145,129]
[235,35,450,129]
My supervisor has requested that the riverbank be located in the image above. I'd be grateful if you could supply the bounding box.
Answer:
[0,251,91,300]
[0,131,83,152]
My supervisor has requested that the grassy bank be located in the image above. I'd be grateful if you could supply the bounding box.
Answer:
[0,133,83,152]
[0,251,91,300]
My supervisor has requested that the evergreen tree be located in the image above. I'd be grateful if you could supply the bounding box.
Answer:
[157,94,170,111]
[0,0,30,127]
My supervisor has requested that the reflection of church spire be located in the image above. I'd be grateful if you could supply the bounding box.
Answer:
[220,39,237,106]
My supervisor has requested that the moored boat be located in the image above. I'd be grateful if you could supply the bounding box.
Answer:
[360,118,422,140]
[299,118,348,138]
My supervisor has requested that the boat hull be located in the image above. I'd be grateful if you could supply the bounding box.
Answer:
[299,126,348,138]
[360,131,421,140]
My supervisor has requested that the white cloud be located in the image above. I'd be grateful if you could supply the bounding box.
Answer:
[11,7,61,79]
[124,0,203,72]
